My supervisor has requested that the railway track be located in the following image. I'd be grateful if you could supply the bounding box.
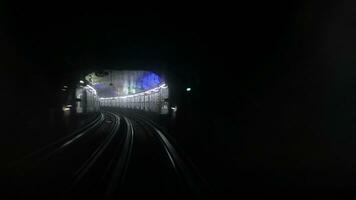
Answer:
[3,109,208,199]
[5,112,105,168]
[113,109,209,199]
[3,111,122,198]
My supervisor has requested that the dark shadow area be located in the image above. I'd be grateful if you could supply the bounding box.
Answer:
[2,0,356,198]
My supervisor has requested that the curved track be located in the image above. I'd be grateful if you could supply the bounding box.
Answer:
[3,109,208,199]
[111,109,209,199]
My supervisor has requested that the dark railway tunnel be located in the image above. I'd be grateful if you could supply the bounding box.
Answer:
[2,1,356,198]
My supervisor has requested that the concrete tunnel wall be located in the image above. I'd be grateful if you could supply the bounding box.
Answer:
[99,83,169,114]
[52,67,188,117]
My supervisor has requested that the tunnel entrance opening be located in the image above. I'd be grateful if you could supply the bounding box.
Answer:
[75,70,169,115]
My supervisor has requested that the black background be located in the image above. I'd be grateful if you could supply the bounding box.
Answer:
[2,0,356,197]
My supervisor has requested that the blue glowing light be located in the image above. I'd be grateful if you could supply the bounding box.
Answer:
[93,83,106,90]
[137,72,161,90]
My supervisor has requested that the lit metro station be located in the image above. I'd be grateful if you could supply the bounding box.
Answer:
[73,70,170,114]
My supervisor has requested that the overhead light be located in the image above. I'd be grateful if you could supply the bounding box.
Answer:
[85,85,97,95]
[186,87,191,92]
[79,80,84,84]
[63,86,68,88]
[160,83,168,88]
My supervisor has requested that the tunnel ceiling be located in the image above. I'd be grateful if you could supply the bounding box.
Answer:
[85,70,163,98]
